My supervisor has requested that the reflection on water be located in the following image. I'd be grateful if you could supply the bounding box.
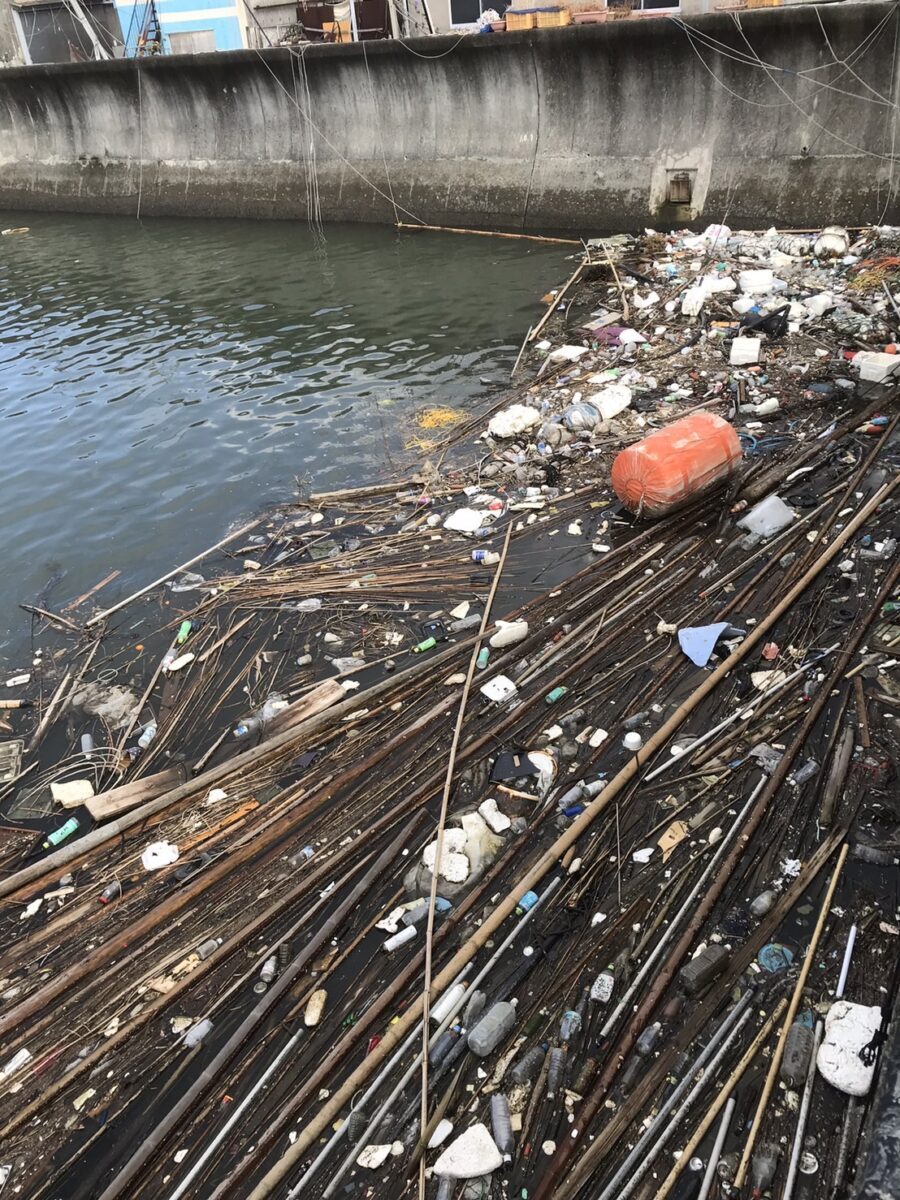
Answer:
[0,214,563,659]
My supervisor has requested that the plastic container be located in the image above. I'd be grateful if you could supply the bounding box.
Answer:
[43,816,80,849]
[623,731,643,752]
[467,1000,517,1056]
[80,733,95,757]
[853,350,900,383]
[511,1043,546,1084]
[750,889,777,918]
[611,412,742,516]
[183,1018,213,1049]
[383,926,416,952]
[591,965,616,1003]
[545,1045,567,1098]
[197,937,222,960]
[679,944,729,995]
[490,1093,514,1162]
[737,494,795,540]
[781,1020,815,1085]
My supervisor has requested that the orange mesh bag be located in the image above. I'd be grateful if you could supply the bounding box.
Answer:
[611,412,742,516]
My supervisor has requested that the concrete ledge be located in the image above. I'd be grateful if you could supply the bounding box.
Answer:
[0,3,897,229]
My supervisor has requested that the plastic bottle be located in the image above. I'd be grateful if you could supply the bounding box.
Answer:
[545,1045,567,1098]
[137,722,157,750]
[490,1093,514,1163]
[472,550,500,565]
[516,890,539,916]
[449,614,482,632]
[98,881,122,905]
[430,983,467,1025]
[288,845,315,868]
[383,926,417,952]
[463,989,487,1028]
[635,1021,662,1057]
[623,711,649,730]
[591,964,616,1003]
[790,759,818,786]
[750,889,777,918]
[476,648,490,670]
[197,937,222,960]
[545,686,568,705]
[80,733,95,758]
[183,1018,213,1049]
[412,637,437,654]
[260,956,278,984]
[781,1021,815,1085]
[429,1028,459,1068]
[560,1008,582,1043]
[234,694,287,739]
[161,649,178,673]
[42,817,80,850]
[851,843,897,865]
[176,619,196,645]
[750,1143,780,1196]
[467,1000,517,1057]
[511,1043,547,1084]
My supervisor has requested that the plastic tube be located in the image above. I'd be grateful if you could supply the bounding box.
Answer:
[642,646,839,782]
[698,1097,736,1200]
[835,925,857,999]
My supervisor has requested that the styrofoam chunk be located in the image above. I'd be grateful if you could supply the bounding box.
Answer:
[433,1123,504,1178]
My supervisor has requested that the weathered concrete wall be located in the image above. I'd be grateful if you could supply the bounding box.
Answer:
[0,3,897,230]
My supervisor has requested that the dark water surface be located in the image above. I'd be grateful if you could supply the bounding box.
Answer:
[0,214,564,662]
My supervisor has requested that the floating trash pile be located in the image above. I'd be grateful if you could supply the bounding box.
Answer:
[0,224,896,1200]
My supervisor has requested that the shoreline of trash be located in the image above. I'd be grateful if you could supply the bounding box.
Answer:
[0,221,897,1200]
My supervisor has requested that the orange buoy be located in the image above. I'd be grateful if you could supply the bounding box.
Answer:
[611,412,742,516]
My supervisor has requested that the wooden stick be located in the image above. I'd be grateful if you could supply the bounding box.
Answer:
[196,614,255,663]
[19,605,82,634]
[528,260,585,343]
[733,843,849,1190]
[85,518,261,628]
[63,569,121,612]
[652,1000,788,1200]
[597,236,630,323]
[853,676,871,748]
[395,221,580,246]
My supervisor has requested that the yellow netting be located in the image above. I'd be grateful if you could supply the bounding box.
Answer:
[415,406,463,430]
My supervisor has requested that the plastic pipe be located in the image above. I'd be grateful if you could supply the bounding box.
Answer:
[836,924,857,999]
[698,1098,736,1200]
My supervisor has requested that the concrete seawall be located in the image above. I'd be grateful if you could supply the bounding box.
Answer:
[0,3,898,231]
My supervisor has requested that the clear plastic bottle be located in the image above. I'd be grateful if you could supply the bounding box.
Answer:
[750,1143,780,1196]
[467,1000,517,1057]
[545,1045,567,1099]
[137,722,157,750]
[463,989,486,1028]
[490,1093,514,1163]
[635,1021,662,1057]
[511,1043,547,1085]
[781,1021,815,1085]
[234,693,287,739]
[197,937,223,960]
[260,956,278,983]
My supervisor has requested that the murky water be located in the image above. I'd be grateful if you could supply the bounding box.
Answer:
[0,213,564,661]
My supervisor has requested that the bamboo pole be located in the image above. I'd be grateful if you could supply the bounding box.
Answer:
[733,843,850,1191]
[85,517,261,628]
[395,221,581,246]
[528,259,585,343]
[246,478,896,1200]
